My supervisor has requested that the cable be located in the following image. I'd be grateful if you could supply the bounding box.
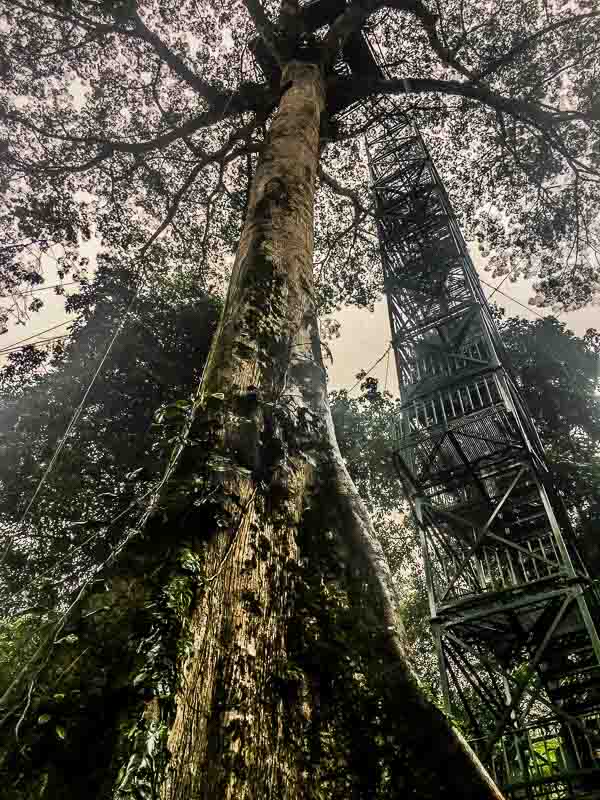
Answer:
[0,319,74,354]
[1,287,141,567]
[0,93,252,724]
[1,119,228,569]
[0,333,72,356]
[487,267,517,300]
[10,485,157,600]
[7,281,78,297]
[116,353,212,555]
[347,344,392,394]
[479,277,554,321]
[384,346,391,392]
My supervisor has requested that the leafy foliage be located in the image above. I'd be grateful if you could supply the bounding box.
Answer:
[1,0,600,329]
[0,264,220,617]
[330,377,401,523]
[0,267,222,797]
[1,0,600,791]
[499,314,600,502]
[498,313,600,573]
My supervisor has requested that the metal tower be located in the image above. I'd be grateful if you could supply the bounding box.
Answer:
[250,7,600,795]
[365,92,600,800]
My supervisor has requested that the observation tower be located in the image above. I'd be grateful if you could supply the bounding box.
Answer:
[252,9,600,796]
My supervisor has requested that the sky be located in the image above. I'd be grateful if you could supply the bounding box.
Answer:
[3,255,598,401]
[327,268,600,395]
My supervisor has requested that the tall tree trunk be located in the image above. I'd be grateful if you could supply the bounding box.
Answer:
[0,62,503,799]
[163,60,328,799]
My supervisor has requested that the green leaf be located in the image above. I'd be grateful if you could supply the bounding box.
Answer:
[37,713,52,725]
[55,724,66,739]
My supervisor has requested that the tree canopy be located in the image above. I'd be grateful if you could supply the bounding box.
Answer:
[499,314,600,499]
[6,302,592,737]
[2,0,600,328]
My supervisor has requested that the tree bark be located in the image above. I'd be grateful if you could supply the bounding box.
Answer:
[0,61,504,800]
[162,62,327,799]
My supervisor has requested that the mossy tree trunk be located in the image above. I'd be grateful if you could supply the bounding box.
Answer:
[163,59,329,799]
[0,62,503,799]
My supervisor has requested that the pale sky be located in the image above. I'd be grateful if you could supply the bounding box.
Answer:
[3,261,598,400]
[327,275,600,397]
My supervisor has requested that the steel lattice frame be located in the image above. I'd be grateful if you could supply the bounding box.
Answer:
[365,94,600,800]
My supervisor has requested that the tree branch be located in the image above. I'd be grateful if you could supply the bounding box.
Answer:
[2,79,277,171]
[321,0,380,64]
[138,160,207,260]
[1,109,215,163]
[318,165,374,218]
[12,0,119,34]
[320,0,474,80]
[329,74,600,190]
[138,124,260,259]
[129,8,225,106]
[14,0,270,118]
[278,0,304,53]
[242,0,286,66]
[150,61,201,157]
[329,74,598,129]
[401,0,477,80]
[475,11,600,81]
